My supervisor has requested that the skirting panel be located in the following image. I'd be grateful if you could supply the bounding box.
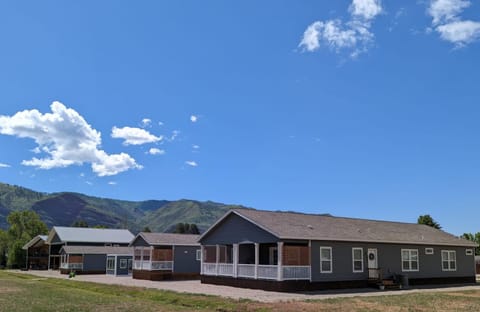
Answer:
[201,275,476,292]
[200,276,368,292]
[132,270,199,281]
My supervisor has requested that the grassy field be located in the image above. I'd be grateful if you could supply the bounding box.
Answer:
[1,271,480,312]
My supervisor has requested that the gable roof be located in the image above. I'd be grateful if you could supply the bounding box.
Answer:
[22,235,48,250]
[133,232,200,246]
[47,226,134,244]
[200,209,476,247]
[60,245,133,255]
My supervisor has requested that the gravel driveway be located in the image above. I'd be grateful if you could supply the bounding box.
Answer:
[12,270,480,303]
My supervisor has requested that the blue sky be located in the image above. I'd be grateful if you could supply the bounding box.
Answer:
[0,0,479,235]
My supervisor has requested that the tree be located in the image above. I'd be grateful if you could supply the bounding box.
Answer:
[0,229,7,267]
[5,210,48,268]
[92,225,108,229]
[71,220,89,227]
[189,224,200,234]
[174,223,186,234]
[173,222,200,234]
[461,232,480,255]
[417,215,441,229]
[142,226,152,233]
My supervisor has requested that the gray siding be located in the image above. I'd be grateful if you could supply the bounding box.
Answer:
[173,246,201,273]
[310,241,475,282]
[201,213,278,245]
[130,236,150,247]
[83,254,107,271]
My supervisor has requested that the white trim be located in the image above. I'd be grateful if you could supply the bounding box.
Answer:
[196,249,202,261]
[441,250,457,271]
[320,246,332,273]
[352,247,363,273]
[466,249,473,256]
[425,248,434,255]
[401,249,419,272]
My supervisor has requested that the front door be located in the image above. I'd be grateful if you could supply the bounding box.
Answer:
[367,248,379,279]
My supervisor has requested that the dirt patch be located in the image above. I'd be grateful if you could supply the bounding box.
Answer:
[0,286,21,293]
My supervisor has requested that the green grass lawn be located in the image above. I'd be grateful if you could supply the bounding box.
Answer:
[1,271,480,312]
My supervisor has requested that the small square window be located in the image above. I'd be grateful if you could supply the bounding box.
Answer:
[425,248,434,255]
[466,249,473,256]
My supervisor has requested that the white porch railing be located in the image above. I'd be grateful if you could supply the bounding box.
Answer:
[133,260,173,271]
[151,261,173,270]
[60,263,83,270]
[218,263,234,276]
[237,264,255,278]
[282,266,311,280]
[258,265,277,280]
[202,263,217,275]
[202,263,311,280]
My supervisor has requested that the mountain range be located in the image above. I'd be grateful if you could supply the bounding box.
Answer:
[0,182,244,233]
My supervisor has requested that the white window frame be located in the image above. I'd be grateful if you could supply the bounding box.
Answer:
[196,249,201,261]
[466,249,473,256]
[320,247,332,273]
[120,259,127,269]
[441,250,457,271]
[352,248,363,273]
[107,257,115,270]
[401,249,419,272]
[425,248,434,255]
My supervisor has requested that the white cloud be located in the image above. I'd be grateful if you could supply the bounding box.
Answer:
[192,144,200,149]
[0,101,142,176]
[0,163,10,168]
[185,160,198,167]
[349,0,383,20]
[190,115,198,123]
[166,130,180,142]
[299,0,382,58]
[428,0,470,26]
[108,181,117,185]
[141,118,152,128]
[111,126,162,145]
[427,0,480,46]
[437,20,480,45]
[148,148,165,155]
[158,121,164,126]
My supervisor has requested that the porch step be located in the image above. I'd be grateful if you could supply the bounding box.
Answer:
[378,279,401,290]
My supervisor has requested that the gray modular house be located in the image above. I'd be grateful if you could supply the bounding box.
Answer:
[22,235,49,270]
[130,232,201,280]
[46,226,134,270]
[59,245,133,275]
[199,209,477,291]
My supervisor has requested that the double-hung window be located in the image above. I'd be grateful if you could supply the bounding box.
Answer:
[401,249,419,272]
[352,248,363,273]
[441,250,456,271]
[320,247,332,273]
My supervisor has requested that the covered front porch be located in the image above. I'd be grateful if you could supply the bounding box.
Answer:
[133,246,174,271]
[201,241,311,281]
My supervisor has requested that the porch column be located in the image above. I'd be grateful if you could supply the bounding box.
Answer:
[254,243,259,279]
[215,244,220,276]
[308,240,312,281]
[140,247,143,270]
[150,247,153,271]
[48,244,51,270]
[171,246,175,272]
[200,245,205,275]
[277,241,283,281]
[233,244,239,278]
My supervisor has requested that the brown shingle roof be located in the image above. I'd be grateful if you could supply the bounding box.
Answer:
[140,233,200,246]
[232,209,476,247]
[60,246,133,255]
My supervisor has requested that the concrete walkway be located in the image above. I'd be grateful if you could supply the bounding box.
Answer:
[12,270,480,303]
